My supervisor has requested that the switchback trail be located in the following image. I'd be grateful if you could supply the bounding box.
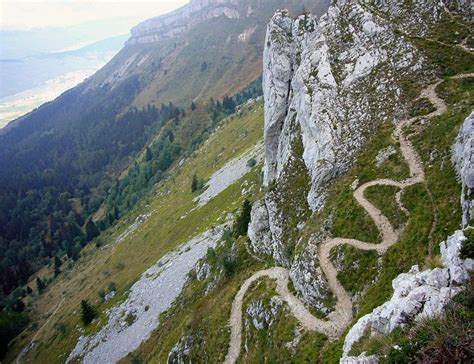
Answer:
[224,73,474,364]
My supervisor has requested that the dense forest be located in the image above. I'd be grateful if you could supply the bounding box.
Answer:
[0,76,262,303]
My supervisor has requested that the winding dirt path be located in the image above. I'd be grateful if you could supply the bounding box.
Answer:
[224,74,473,364]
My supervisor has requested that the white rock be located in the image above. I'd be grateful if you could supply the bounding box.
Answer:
[453,112,474,228]
[342,230,471,357]
[262,1,430,212]
[340,352,379,364]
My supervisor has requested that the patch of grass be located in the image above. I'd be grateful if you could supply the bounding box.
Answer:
[365,185,408,230]
[427,14,470,46]
[272,132,313,260]
[240,280,327,363]
[410,97,436,117]
[423,254,444,270]
[333,245,379,296]
[359,184,433,314]
[411,37,474,77]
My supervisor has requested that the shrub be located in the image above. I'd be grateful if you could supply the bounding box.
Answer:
[36,277,46,294]
[247,158,257,168]
[461,229,474,259]
[125,312,137,326]
[191,174,205,193]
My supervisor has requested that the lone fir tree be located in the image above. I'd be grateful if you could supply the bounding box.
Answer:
[80,300,97,325]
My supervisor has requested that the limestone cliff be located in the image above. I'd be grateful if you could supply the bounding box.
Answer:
[261,2,432,211]
[250,0,471,314]
[453,112,474,228]
[127,0,241,45]
[250,0,434,308]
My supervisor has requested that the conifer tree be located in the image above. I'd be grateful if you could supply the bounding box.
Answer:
[80,300,96,325]
[54,256,61,276]
[191,174,199,192]
[234,199,252,237]
[36,277,45,293]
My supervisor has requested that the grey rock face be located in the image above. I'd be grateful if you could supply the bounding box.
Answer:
[262,9,294,186]
[168,335,194,364]
[195,262,212,281]
[128,0,241,45]
[245,296,283,330]
[375,146,397,168]
[289,246,334,314]
[342,230,472,358]
[248,194,289,266]
[262,1,430,212]
[453,111,474,227]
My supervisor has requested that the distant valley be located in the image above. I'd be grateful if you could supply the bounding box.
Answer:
[0,21,134,128]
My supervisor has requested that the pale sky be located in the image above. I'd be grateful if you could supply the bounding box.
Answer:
[0,0,188,30]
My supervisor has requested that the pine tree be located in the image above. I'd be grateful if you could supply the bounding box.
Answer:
[54,256,61,276]
[191,101,197,111]
[84,219,100,241]
[234,199,252,237]
[191,174,199,192]
[80,300,96,325]
[144,147,153,162]
[36,277,45,293]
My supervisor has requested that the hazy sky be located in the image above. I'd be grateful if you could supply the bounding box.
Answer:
[0,0,188,30]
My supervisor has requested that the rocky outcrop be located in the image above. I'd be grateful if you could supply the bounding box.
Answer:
[289,251,333,313]
[127,0,241,45]
[342,230,473,358]
[248,196,289,266]
[245,296,283,330]
[340,353,378,364]
[168,335,194,364]
[453,112,474,228]
[262,3,431,211]
[251,0,436,305]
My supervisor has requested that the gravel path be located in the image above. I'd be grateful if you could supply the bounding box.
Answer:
[67,226,225,364]
[224,74,473,364]
[195,143,264,206]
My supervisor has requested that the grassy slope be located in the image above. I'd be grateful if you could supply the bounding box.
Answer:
[120,13,474,364]
[126,14,474,364]
[321,16,474,362]
[6,102,264,363]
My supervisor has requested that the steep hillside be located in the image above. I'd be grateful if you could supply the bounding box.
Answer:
[97,0,471,362]
[6,101,265,363]
[0,0,330,299]
[2,0,473,363]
